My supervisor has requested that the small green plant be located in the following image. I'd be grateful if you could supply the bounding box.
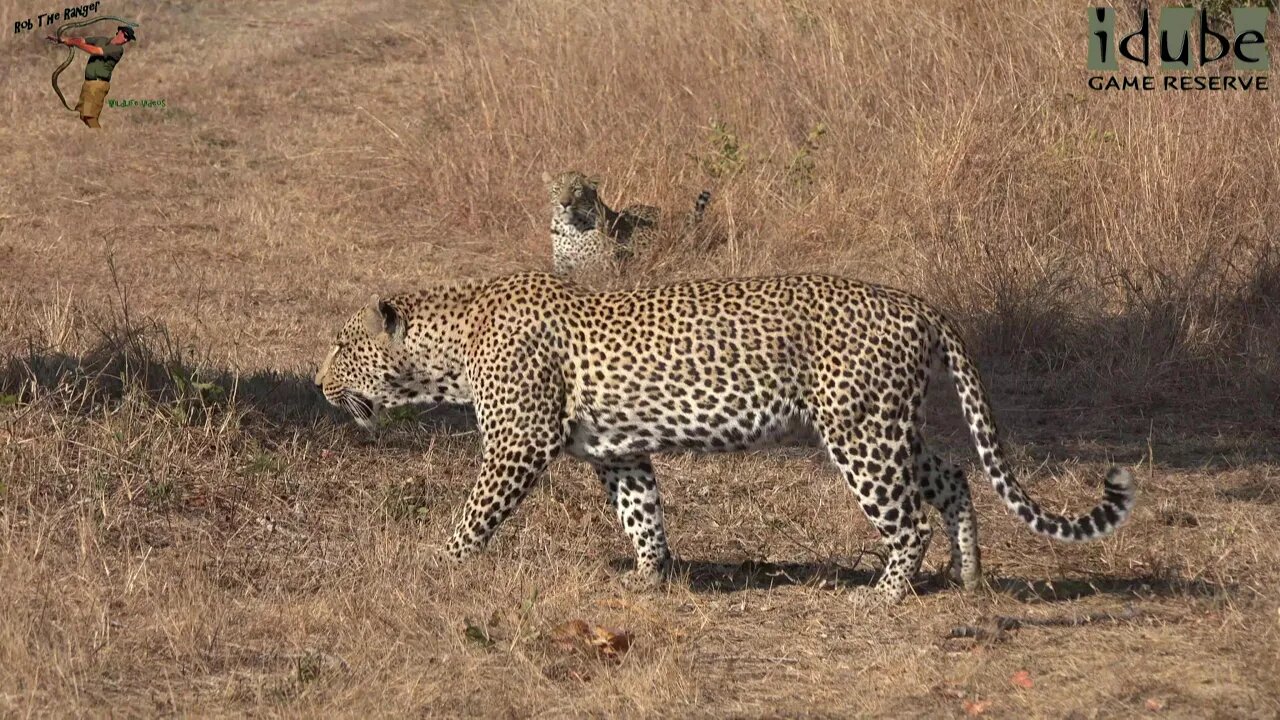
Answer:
[0,393,19,408]
[1049,127,1120,163]
[268,650,329,704]
[786,122,827,189]
[785,1,821,32]
[386,405,419,426]
[91,471,112,497]
[167,365,227,405]
[145,478,180,508]
[463,619,495,648]
[382,480,432,522]
[701,121,745,179]
[1085,128,1118,145]
[1195,0,1276,24]
[164,366,227,425]
[246,452,287,476]
[520,589,539,617]
[295,651,325,685]
[84,472,114,525]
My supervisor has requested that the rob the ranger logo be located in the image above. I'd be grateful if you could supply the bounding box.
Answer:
[1087,6,1271,91]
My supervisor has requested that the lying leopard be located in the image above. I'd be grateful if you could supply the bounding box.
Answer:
[315,272,1135,605]
[543,171,711,280]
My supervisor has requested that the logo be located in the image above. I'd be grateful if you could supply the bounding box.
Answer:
[107,98,165,108]
[1087,6,1270,91]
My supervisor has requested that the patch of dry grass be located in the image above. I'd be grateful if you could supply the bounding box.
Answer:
[1,0,1278,716]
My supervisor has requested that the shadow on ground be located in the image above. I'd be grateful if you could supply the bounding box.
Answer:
[603,558,1230,602]
[985,574,1229,603]
[0,340,475,439]
[678,559,877,593]
[948,258,1280,470]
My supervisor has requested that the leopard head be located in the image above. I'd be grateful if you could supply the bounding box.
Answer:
[543,170,602,229]
[313,297,413,430]
[315,293,474,430]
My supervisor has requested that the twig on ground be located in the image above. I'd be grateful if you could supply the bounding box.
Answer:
[946,605,1143,643]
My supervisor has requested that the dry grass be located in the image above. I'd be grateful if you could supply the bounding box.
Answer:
[1,0,1278,716]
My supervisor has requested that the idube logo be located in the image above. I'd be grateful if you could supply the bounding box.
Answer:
[1087,6,1270,91]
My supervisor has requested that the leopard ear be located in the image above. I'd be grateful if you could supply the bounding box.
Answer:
[364,295,406,345]
[363,296,383,337]
[540,170,552,184]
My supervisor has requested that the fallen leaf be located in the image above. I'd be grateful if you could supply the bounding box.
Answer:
[963,699,992,717]
[320,448,334,459]
[549,619,632,662]
[1010,670,1034,689]
[550,619,591,649]
[588,625,632,660]
[1145,697,1166,712]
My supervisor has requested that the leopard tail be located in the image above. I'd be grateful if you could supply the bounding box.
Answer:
[692,190,712,221]
[935,316,1136,542]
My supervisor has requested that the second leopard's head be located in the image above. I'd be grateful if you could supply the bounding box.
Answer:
[314,295,470,430]
[542,170,602,226]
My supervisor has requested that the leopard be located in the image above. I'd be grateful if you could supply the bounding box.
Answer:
[314,271,1136,605]
[543,171,712,280]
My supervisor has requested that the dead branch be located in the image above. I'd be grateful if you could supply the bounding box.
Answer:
[946,605,1143,643]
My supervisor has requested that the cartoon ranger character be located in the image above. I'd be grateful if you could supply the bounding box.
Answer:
[46,24,136,128]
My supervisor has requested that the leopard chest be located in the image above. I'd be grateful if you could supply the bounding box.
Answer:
[551,219,617,274]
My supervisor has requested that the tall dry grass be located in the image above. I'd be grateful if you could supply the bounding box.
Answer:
[1,0,1275,405]
[391,0,1278,406]
[1,0,1279,716]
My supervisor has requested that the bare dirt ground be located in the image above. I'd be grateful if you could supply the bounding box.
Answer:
[1,0,1278,717]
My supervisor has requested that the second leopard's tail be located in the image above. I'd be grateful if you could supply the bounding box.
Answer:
[686,189,712,228]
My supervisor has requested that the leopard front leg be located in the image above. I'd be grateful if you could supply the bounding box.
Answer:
[444,444,558,560]
[593,457,672,591]
[444,372,565,561]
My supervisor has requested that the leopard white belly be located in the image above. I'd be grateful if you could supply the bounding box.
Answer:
[563,401,817,462]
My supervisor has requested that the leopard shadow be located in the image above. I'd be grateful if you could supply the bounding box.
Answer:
[607,558,1228,601]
